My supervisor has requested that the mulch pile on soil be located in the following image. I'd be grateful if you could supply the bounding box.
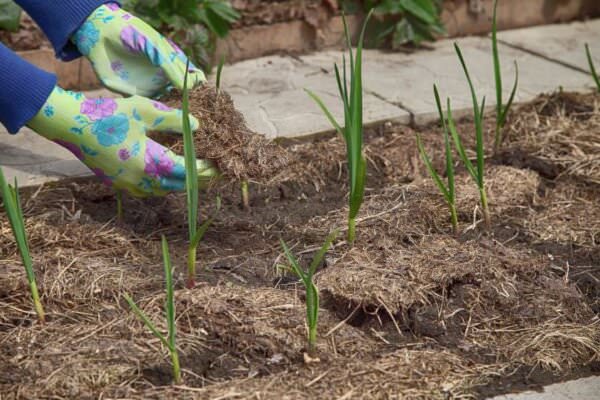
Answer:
[1,90,599,399]
[154,86,291,184]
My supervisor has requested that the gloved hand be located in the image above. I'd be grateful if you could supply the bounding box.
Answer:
[71,3,205,98]
[27,86,218,197]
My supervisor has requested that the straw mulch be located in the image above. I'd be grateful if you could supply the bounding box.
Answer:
[0,90,599,399]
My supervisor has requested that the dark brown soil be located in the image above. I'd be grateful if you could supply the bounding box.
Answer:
[0,91,599,399]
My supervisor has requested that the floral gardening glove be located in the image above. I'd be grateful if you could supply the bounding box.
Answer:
[71,3,205,98]
[27,87,218,197]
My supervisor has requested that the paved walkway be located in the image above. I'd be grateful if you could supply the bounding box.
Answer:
[490,376,600,400]
[0,19,599,400]
[2,19,599,187]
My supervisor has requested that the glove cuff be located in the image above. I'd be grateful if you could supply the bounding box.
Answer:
[0,44,57,134]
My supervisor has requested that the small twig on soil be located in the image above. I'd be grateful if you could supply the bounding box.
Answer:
[305,370,330,387]
[325,303,362,337]
[377,296,403,338]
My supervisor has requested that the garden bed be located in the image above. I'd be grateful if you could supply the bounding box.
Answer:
[1,90,599,399]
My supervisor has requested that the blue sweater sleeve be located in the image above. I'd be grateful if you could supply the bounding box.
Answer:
[14,0,121,61]
[0,43,56,134]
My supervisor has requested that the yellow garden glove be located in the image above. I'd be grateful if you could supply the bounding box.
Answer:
[71,3,205,97]
[28,86,218,197]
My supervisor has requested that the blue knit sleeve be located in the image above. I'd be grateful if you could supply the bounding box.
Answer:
[0,43,56,134]
[14,0,121,61]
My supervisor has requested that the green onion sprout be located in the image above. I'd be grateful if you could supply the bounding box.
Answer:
[124,235,181,384]
[453,43,491,228]
[182,62,204,288]
[492,0,519,152]
[216,54,225,96]
[305,11,373,244]
[585,43,600,92]
[0,167,45,323]
[280,230,338,355]
[416,85,458,234]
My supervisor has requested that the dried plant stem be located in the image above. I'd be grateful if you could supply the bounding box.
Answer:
[116,190,123,221]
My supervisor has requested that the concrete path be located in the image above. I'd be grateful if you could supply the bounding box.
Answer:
[1,19,599,187]
[489,376,600,400]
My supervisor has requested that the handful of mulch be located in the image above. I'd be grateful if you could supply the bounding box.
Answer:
[153,86,291,183]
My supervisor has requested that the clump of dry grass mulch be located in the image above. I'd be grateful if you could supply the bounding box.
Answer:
[155,86,291,184]
[506,90,600,185]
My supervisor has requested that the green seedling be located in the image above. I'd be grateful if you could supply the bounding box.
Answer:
[416,85,458,234]
[280,230,338,355]
[182,62,221,288]
[0,168,45,323]
[453,43,491,229]
[491,0,519,152]
[124,236,181,384]
[240,180,250,210]
[585,43,600,92]
[216,54,225,95]
[305,10,373,244]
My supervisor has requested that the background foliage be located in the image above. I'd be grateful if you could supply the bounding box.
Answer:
[344,0,445,48]
[0,0,21,32]
[121,0,239,71]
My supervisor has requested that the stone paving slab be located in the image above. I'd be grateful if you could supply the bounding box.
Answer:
[0,89,113,187]
[498,19,600,73]
[300,36,592,125]
[488,376,600,400]
[2,21,600,187]
[217,55,409,138]
[0,127,92,187]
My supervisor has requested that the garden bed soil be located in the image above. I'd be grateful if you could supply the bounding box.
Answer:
[1,90,599,399]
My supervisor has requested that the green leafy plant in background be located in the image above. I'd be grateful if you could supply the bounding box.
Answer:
[452,43,491,229]
[416,85,457,234]
[124,236,181,383]
[121,0,239,71]
[360,0,445,48]
[491,0,518,152]
[279,230,338,355]
[0,0,21,31]
[585,43,600,92]
[0,168,45,323]
[306,11,372,244]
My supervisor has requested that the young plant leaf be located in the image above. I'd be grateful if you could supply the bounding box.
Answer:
[216,55,225,94]
[124,235,181,383]
[0,168,45,323]
[585,43,600,92]
[492,0,519,150]
[280,230,338,354]
[124,294,170,349]
[416,134,450,202]
[304,89,343,136]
